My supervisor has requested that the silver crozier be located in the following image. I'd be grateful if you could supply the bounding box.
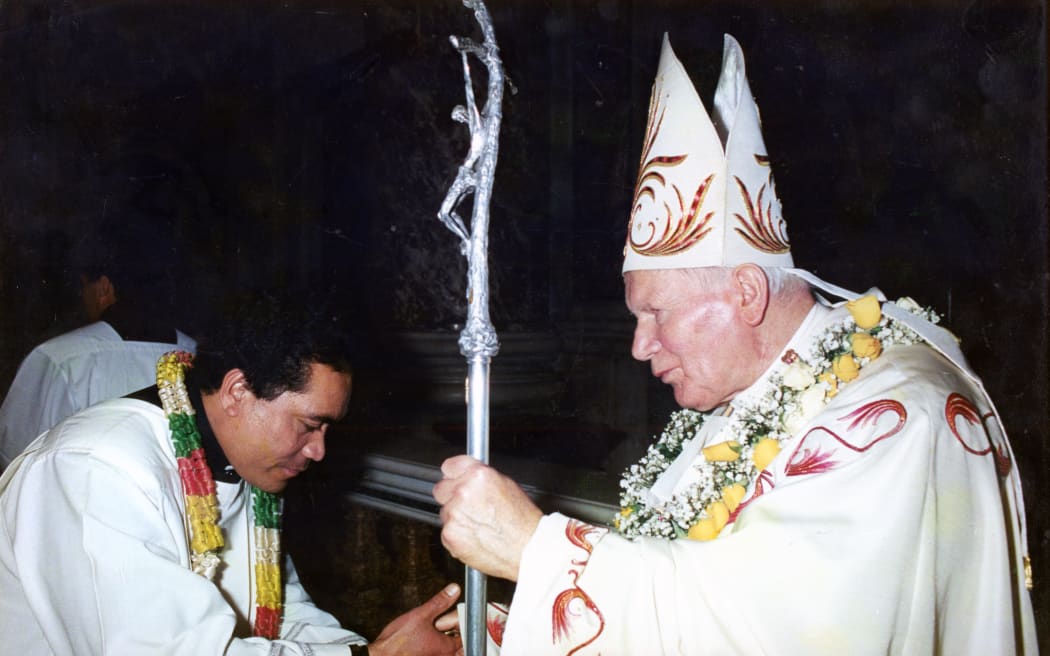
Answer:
[436,1,505,654]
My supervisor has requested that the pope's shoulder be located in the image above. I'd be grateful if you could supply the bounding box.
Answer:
[843,341,983,403]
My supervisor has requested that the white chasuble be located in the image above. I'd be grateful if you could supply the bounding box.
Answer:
[499,321,1036,654]
[0,399,365,655]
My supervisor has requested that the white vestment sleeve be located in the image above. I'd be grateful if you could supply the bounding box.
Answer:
[276,555,368,649]
[0,348,77,465]
[502,349,1035,654]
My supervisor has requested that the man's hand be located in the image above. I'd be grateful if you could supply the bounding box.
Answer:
[368,583,463,656]
[432,455,543,581]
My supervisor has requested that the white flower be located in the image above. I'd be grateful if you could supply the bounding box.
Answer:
[782,408,804,436]
[782,361,816,390]
[799,384,827,418]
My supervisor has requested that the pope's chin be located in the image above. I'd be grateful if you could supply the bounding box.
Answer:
[670,385,718,413]
[667,382,694,409]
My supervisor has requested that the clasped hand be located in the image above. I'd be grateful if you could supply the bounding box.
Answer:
[432,455,543,582]
[368,583,463,656]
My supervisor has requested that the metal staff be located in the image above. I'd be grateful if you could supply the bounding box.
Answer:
[436,1,504,654]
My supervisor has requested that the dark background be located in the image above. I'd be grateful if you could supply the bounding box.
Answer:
[0,0,1046,647]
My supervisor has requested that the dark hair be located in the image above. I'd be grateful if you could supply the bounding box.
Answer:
[189,292,353,400]
[71,216,179,308]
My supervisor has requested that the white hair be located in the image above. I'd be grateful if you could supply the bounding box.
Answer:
[681,266,811,299]
[763,267,811,296]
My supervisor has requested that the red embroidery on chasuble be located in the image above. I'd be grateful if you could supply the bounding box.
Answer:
[944,392,1011,475]
[487,602,508,647]
[783,447,838,478]
[551,519,607,654]
[565,520,604,564]
[784,399,907,477]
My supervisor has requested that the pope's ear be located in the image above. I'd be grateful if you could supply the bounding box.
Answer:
[218,369,253,416]
[734,264,770,326]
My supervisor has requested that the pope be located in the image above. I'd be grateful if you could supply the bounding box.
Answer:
[433,34,1037,654]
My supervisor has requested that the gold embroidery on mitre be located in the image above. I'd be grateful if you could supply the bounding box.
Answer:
[731,153,790,254]
[627,83,715,258]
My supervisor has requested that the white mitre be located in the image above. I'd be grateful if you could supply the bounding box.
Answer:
[623,33,792,273]
[622,33,992,400]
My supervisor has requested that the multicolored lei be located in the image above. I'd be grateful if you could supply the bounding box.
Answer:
[156,351,283,640]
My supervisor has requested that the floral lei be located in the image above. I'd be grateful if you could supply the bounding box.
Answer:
[156,351,284,640]
[615,296,941,541]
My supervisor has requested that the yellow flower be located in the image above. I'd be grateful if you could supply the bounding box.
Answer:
[818,372,839,398]
[752,438,781,471]
[687,499,736,541]
[721,484,746,512]
[702,440,741,462]
[706,500,730,530]
[850,332,882,360]
[687,518,719,541]
[846,295,882,330]
[687,500,733,542]
[832,353,860,382]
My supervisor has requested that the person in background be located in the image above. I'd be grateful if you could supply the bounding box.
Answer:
[0,217,196,467]
[433,34,1037,654]
[0,292,463,655]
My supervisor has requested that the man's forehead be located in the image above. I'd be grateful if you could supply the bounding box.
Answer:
[275,363,351,401]
[303,362,351,388]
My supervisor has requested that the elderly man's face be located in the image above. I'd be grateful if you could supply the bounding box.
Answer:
[218,363,352,493]
[625,268,755,411]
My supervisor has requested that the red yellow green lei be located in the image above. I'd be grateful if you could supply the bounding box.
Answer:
[156,351,283,640]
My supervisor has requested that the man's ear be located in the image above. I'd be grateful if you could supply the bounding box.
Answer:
[96,275,117,305]
[733,264,770,326]
[218,369,254,417]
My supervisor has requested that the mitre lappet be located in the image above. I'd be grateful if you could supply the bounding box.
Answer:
[623,33,975,386]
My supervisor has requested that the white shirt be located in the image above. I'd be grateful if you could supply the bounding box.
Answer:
[0,321,195,467]
[0,399,366,655]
